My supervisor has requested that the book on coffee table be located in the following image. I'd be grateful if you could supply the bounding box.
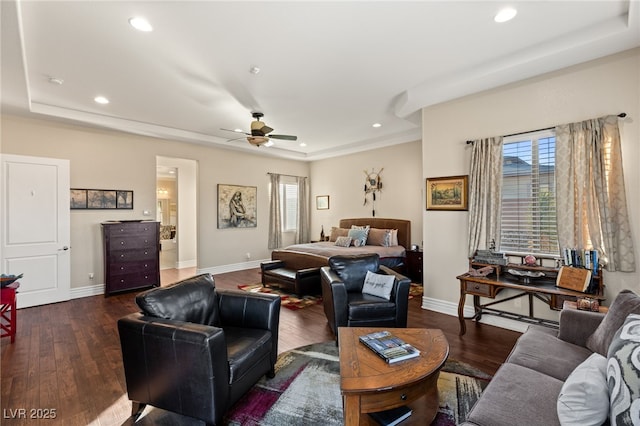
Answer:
[369,405,412,425]
[359,330,420,364]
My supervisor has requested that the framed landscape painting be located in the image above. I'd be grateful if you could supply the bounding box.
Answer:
[426,175,468,211]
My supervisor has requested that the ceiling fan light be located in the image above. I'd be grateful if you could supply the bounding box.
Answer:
[263,140,274,147]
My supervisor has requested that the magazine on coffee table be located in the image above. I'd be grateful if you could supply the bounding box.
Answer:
[359,330,420,364]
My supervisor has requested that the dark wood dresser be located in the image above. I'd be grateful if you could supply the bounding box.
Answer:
[102,221,160,296]
[405,249,423,283]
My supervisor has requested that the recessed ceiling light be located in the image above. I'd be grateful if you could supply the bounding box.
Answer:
[94,96,109,105]
[249,66,261,75]
[372,123,382,128]
[48,77,64,85]
[129,17,153,32]
[494,7,517,23]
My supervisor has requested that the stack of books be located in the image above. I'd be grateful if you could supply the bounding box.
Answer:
[359,330,420,364]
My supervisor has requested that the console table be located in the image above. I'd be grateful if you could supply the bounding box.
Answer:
[457,271,604,336]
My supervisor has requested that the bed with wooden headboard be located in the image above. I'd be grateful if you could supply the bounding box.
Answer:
[270,217,411,270]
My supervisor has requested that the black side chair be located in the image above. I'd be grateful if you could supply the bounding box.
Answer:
[320,253,411,341]
[117,273,281,426]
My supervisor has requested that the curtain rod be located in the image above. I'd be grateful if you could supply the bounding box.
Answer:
[267,172,307,179]
[466,112,627,145]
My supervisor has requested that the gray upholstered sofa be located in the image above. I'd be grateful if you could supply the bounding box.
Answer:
[462,290,640,426]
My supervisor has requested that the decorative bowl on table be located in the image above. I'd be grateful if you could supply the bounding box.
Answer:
[507,268,545,284]
[0,273,23,288]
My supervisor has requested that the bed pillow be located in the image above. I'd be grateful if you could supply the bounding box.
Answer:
[329,227,349,242]
[334,236,352,247]
[362,270,395,300]
[348,227,369,247]
[389,229,399,246]
[556,353,609,425]
[367,228,391,246]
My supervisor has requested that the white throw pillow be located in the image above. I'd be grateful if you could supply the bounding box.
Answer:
[334,236,352,247]
[362,270,395,300]
[557,352,610,426]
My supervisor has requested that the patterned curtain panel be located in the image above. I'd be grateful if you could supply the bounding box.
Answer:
[555,115,636,272]
[467,137,503,258]
[268,173,282,250]
[296,176,309,244]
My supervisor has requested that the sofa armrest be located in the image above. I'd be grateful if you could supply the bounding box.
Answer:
[117,313,229,424]
[261,260,284,272]
[297,267,321,278]
[558,308,605,347]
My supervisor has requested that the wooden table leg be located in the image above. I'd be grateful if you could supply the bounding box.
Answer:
[343,394,362,426]
[458,286,467,336]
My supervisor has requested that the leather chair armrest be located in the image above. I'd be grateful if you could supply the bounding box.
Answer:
[117,313,229,425]
[261,260,284,272]
[216,290,281,366]
[321,267,349,334]
[557,308,605,347]
[379,266,411,328]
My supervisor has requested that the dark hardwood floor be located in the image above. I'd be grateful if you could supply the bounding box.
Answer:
[1,268,521,426]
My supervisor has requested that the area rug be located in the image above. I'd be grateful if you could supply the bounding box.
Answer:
[237,284,322,310]
[224,340,491,425]
[238,282,423,311]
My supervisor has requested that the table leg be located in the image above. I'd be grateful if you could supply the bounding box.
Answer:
[458,286,467,336]
[343,394,363,426]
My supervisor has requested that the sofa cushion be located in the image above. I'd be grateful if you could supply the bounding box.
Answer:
[507,328,592,381]
[225,327,273,385]
[362,270,395,300]
[607,313,640,425]
[557,353,609,426]
[587,290,640,356]
[347,292,397,321]
[465,363,563,426]
[136,273,219,326]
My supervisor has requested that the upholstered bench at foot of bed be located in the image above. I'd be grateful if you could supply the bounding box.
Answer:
[260,260,322,296]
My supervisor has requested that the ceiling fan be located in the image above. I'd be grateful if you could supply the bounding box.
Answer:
[222,112,298,147]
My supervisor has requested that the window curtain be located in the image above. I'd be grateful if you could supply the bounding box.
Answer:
[268,173,282,249]
[467,137,503,258]
[296,176,309,244]
[555,115,635,272]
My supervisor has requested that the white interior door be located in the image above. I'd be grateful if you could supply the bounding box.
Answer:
[1,154,71,308]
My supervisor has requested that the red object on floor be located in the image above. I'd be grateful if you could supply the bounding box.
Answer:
[0,285,18,343]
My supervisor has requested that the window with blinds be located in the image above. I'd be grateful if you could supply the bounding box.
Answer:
[279,182,298,232]
[500,130,559,255]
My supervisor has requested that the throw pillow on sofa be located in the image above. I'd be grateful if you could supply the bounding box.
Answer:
[607,313,640,426]
[362,270,395,300]
[557,352,609,426]
[587,290,640,356]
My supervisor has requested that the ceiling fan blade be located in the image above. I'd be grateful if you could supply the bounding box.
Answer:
[221,128,249,135]
[269,134,298,141]
[260,125,274,134]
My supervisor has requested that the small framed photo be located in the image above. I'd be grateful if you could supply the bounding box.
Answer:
[70,189,87,209]
[116,190,134,209]
[316,195,329,210]
[426,175,468,211]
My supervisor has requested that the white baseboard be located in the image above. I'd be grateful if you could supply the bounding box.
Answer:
[71,283,105,299]
[197,259,268,276]
[177,259,197,269]
[421,296,529,334]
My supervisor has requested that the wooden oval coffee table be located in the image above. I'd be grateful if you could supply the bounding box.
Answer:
[338,327,449,425]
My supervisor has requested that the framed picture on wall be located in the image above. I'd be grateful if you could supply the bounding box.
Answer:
[217,184,257,229]
[70,188,134,209]
[316,195,329,210]
[426,175,468,211]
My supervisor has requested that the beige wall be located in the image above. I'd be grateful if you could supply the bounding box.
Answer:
[422,48,640,326]
[309,141,423,246]
[0,115,309,289]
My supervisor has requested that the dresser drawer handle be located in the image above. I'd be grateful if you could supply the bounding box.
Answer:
[400,394,407,401]
[474,285,481,290]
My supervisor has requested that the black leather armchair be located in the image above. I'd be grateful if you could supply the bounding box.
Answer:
[320,254,410,341]
[117,273,281,426]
